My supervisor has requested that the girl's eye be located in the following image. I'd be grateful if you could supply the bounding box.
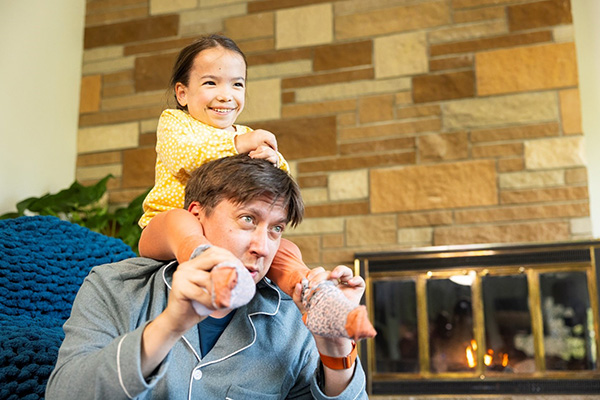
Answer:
[203,81,216,86]
[234,82,244,88]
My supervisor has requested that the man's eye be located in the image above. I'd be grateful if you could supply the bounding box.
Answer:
[241,215,253,224]
[273,225,284,234]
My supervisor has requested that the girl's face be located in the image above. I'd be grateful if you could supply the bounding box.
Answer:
[175,46,246,131]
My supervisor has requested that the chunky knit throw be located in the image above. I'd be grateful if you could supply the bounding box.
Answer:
[0,216,135,400]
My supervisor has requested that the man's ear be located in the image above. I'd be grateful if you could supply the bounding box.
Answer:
[175,82,188,107]
[187,201,203,217]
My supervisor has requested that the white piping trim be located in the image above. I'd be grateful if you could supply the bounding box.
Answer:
[116,335,134,399]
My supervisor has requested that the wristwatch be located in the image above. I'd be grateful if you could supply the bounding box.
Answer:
[318,341,357,370]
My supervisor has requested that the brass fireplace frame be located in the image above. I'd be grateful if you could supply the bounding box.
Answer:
[355,240,600,395]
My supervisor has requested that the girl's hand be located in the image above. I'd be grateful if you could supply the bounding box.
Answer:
[235,129,277,153]
[249,145,279,167]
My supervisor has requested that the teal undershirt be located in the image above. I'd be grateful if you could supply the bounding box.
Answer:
[198,311,235,357]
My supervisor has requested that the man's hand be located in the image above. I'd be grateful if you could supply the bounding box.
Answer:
[141,246,242,377]
[235,129,278,154]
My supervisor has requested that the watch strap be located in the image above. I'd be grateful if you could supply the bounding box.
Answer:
[319,341,357,370]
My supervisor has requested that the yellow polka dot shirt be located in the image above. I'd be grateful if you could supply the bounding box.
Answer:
[139,109,289,228]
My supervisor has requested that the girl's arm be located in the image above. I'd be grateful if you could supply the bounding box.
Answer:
[139,208,208,263]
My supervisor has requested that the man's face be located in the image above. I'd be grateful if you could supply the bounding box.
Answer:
[192,196,288,283]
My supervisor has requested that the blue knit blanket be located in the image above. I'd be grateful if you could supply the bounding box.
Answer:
[0,216,135,399]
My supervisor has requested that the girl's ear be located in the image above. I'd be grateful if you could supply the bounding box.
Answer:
[175,82,188,107]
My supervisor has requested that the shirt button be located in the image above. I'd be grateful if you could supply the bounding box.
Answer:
[193,369,203,380]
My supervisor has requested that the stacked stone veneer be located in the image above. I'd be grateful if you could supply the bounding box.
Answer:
[78,0,588,268]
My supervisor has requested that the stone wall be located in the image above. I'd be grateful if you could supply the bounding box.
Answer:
[78,0,588,268]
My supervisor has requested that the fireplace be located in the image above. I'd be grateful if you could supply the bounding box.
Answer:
[355,241,600,395]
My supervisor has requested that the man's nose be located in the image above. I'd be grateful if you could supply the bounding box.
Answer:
[249,228,270,258]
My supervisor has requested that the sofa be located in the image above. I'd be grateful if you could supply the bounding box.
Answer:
[0,215,136,399]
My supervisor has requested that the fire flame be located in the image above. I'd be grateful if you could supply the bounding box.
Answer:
[465,342,509,369]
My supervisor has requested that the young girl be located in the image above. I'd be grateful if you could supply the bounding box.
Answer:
[138,34,375,341]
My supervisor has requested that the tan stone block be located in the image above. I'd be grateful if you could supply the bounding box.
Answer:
[78,122,139,154]
[329,170,369,201]
[276,4,333,49]
[289,235,321,264]
[397,210,453,228]
[501,186,589,205]
[397,104,441,119]
[103,70,133,85]
[477,43,578,96]
[77,151,122,167]
[452,0,538,9]
[340,118,441,141]
[247,48,312,67]
[508,0,572,31]
[498,158,524,173]
[299,152,416,174]
[471,122,560,142]
[224,11,274,41]
[79,105,165,127]
[239,78,281,124]
[337,113,356,127]
[259,116,336,161]
[300,188,328,205]
[298,175,328,188]
[359,94,395,123]
[429,55,473,72]
[472,142,523,158]
[335,1,450,40]
[346,215,397,247]
[201,0,242,7]
[248,60,312,80]
[430,31,553,57]
[455,203,589,224]
[282,99,355,119]
[295,77,410,103]
[80,75,102,114]
[419,132,469,162]
[554,25,575,43]
[314,40,372,71]
[282,91,295,104]
[179,19,223,38]
[150,0,196,15]
[76,164,123,182]
[102,91,166,111]
[122,147,156,189]
[340,137,415,156]
[444,92,558,130]
[525,137,585,169]
[181,3,246,25]
[560,89,582,134]
[82,57,135,76]
[85,0,147,14]
[103,84,135,98]
[371,160,498,213]
[453,5,505,23]
[86,6,149,27]
[134,52,177,93]
[83,46,123,63]
[124,37,195,56]
[322,233,344,248]
[283,68,374,90]
[565,168,588,184]
[84,15,179,49]
[398,227,433,244]
[429,20,507,44]
[140,118,159,134]
[571,217,592,236]
[396,91,412,105]
[413,71,475,103]
[434,221,570,245]
[287,217,345,235]
[375,32,428,78]
[306,201,369,219]
[321,249,355,266]
[238,38,275,54]
[139,133,157,147]
[499,170,564,189]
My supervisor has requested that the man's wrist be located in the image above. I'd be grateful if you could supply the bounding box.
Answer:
[319,341,357,370]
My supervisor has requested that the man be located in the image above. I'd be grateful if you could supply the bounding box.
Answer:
[46,154,367,399]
